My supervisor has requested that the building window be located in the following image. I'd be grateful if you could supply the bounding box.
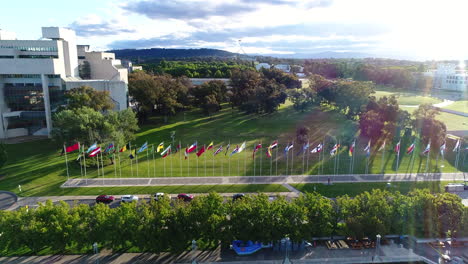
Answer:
[0,55,14,59]
[18,55,59,59]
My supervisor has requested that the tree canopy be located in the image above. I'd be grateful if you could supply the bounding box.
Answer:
[65,86,115,112]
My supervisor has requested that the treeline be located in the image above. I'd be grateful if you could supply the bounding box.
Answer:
[141,60,254,78]
[0,190,466,255]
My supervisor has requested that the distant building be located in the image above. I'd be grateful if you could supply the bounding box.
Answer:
[255,63,271,71]
[427,63,468,92]
[274,64,291,73]
[0,27,128,139]
[121,60,143,73]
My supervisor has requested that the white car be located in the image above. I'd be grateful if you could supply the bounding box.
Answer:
[154,193,165,201]
[121,195,139,203]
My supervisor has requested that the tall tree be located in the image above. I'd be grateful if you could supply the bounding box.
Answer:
[65,86,115,111]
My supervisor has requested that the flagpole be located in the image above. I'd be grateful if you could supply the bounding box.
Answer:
[228,140,231,176]
[259,141,263,176]
[179,141,182,177]
[187,144,190,177]
[151,145,155,177]
[409,141,416,176]
[129,143,133,177]
[270,146,273,176]
[396,141,400,174]
[425,141,431,175]
[83,145,87,185]
[348,143,353,175]
[204,144,207,177]
[212,143,215,177]
[100,151,105,178]
[63,144,70,181]
[238,144,240,176]
[136,145,139,177]
[170,145,173,177]
[254,144,256,177]
[291,140,295,175]
[118,151,122,184]
[196,144,199,177]
[286,143,289,176]
[113,152,117,178]
[381,143,385,174]
[302,142,305,175]
[306,141,310,175]
[244,142,247,175]
[276,141,278,176]
[164,150,166,177]
[79,147,83,178]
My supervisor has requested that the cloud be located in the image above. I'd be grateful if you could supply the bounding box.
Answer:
[69,15,136,37]
[123,0,333,20]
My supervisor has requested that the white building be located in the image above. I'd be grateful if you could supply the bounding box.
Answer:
[0,27,128,139]
[273,64,291,73]
[255,63,271,71]
[428,63,468,92]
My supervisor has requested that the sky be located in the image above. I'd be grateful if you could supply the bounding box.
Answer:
[2,0,468,60]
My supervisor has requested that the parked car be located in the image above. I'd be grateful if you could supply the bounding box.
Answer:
[232,193,245,201]
[121,195,139,203]
[177,193,194,202]
[154,192,166,201]
[96,195,115,204]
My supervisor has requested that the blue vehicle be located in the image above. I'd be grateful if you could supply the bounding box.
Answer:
[232,240,272,255]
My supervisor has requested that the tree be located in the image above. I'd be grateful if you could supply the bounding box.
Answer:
[0,143,7,169]
[324,80,375,119]
[359,96,403,141]
[412,104,447,150]
[65,86,115,111]
[288,87,317,112]
[296,126,310,145]
[190,80,228,115]
[261,68,301,89]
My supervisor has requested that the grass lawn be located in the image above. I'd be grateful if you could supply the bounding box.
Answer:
[440,100,468,114]
[290,181,460,197]
[400,106,467,132]
[374,90,442,105]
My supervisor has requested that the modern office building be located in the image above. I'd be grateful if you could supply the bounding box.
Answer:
[0,27,128,139]
[427,63,468,92]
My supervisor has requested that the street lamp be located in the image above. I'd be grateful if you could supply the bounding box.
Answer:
[374,234,381,262]
[191,239,198,264]
[283,237,291,264]
[93,242,99,264]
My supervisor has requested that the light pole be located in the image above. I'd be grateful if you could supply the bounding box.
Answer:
[93,242,99,264]
[191,239,198,264]
[283,237,291,264]
[374,234,381,262]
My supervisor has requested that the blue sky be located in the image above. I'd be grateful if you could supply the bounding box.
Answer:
[2,0,468,60]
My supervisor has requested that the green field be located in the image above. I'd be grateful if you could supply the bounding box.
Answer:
[374,90,442,105]
[400,105,467,132]
[440,100,468,114]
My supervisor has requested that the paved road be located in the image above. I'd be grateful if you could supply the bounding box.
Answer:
[62,172,466,187]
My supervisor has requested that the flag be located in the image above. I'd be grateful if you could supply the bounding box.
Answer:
[86,143,97,153]
[214,145,223,156]
[296,142,310,156]
[138,142,148,153]
[175,144,181,153]
[187,142,197,153]
[104,143,114,153]
[378,140,386,151]
[253,143,262,158]
[440,142,446,156]
[422,142,431,155]
[364,140,371,157]
[207,142,214,150]
[157,142,164,153]
[266,140,278,158]
[330,144,340,156]
[349,141,355,157]
[311,143,323,153]
[224,143,231,156]
[230,145,240,156]
[406,142,415,154]
[129,150,136,159]
[65,142,80,153]
[161,145,171,158]
[395,141,401,153]
[76,153,82,161]
[284,143,293,155]
[196,145,206,157]
[238,142,246,153]
[119,144,128,152]
[89,147,101,157]
[266,147,273,158]
[453,139,461,152]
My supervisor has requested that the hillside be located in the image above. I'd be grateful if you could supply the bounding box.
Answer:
[109,48,240,62]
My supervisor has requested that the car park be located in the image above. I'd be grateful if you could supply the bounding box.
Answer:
[177,193,194,202]
[121,195,139,203]
[96,195,115,204]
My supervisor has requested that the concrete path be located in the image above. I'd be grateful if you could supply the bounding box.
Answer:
[62,172,466,188]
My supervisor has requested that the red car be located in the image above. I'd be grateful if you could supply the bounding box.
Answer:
[177,193,194,202]
[96,195,115,204]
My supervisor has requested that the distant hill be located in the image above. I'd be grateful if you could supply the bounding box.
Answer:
[109,48,239,62]
[265,51,374,59]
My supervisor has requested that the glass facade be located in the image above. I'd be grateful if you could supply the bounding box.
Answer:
[0,45,58,52]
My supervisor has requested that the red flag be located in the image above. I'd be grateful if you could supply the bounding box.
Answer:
[89,147,101,157]
[186,142,197,153]
[65,142,80,153]
[394,141,401,153]
[196,146,206,157]
[253,143,262,158]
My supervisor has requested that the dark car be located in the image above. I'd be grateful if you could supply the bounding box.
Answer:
[177,193,194,202]
[232,193,245,201]
[96,195,115,204]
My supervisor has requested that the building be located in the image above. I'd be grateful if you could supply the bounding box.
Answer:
[255,63,271,71]
[0,27,128,139]
[428,63,468,92]
[121,60,143,73]
[273,64,291,73]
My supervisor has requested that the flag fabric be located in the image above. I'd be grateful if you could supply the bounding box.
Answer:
[175,144,181,153]
[406,142,415,154]
[65,142,80,153]
[119,144,128,152]
[378,140,386,151]
[266,147,273,158]
[86,143,97,153]
[187,142,197,154]
[196,145,206,157]
[330,144,340,156]
[238,142,246,153]
[395,141,401,153]
[364,140,371,157]
[157,142,164,153]
[161,145,171,158]
[129,150,136,159]
[230,145,240,156]
[349,141,355,157]
[76,153,82,161]
[224,143,231,156]
[214,145,223,156]
[422,142,431,155]
[440,142,446,156]
[104,143,114,153]
[184,148,189,159]
[284,143,293,155]
[253,143,262,158]
[266,140,278,158]
[296,142,310,156]
[89,147,101,157]
[310,143,323,153]
[137,142,148,153]
[453,139,461,152]
[207,142,214,150]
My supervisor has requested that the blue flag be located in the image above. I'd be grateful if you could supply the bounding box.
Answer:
[137,142,148,153]
[86,143,97,153]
